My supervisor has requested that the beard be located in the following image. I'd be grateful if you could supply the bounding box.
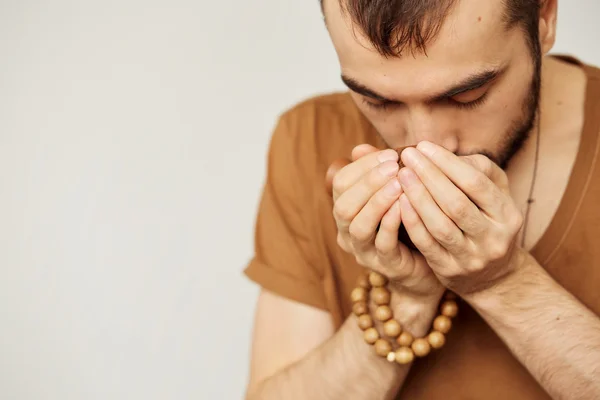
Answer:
[372,41,543,170]
[468,46,543,170]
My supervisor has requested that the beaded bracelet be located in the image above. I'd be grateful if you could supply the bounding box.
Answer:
[351,270,458,365]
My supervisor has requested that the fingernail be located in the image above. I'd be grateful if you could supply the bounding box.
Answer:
[384,179,401,196]
[399,168,418,187]
[379,160,399,176]
[378,149,399,163]
[401,147,421,166]
[417,141,436,157]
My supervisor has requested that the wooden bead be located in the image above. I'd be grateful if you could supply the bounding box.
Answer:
[369,271,388,287]
[395,347,414,365]
[364,327,380,344]
[441,300,458,318]
[374,305,393,322]
[375,339,393,357]
[396,331,414,347]
[353,301,368,316]
[433,315,452,334]
[371,287,391,305]
[428,331,446,349]
[386,352,396,363]
[356,273,371,290]
[383,319,402,337]
[351,287,368,303]
[357,314,374,331]
[444,291,457,300]
[411,338,431,357]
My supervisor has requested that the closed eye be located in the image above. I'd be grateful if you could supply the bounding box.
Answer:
[361,98,398,111]
[448,92,489,110]
[361,83,492,112]
[444,80,492,110]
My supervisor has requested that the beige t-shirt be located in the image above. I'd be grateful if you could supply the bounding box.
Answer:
[244,56,600,399]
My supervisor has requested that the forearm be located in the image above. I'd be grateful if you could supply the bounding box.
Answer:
[466,256,600,400]
[247,293,440,400]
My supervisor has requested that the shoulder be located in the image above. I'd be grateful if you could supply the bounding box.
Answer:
[580,61,600,123]
[280,91,359,120]
[273,91,377,175]
[278,91,368,140]
[583,62,600,81]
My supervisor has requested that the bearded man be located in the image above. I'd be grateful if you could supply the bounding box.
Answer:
[244,1,600,399]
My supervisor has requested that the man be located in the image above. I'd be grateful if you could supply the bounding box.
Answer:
[244,0,600,399]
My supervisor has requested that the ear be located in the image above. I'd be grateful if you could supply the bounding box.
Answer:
[539,0,558,54]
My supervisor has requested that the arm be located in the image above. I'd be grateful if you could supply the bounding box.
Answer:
[391,142,600,399]
[465,254,600,400]
[245,289,441,400]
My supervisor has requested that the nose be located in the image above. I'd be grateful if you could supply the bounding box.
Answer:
[406,106,458,153]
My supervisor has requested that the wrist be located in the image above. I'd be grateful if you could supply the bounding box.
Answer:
[351,270,458,366]
[463,251,544,312]
[389,288,445,337]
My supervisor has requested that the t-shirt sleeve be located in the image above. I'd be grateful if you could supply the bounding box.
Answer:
[244,111,328,311]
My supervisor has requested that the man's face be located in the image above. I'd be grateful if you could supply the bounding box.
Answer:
[324,0,540,168]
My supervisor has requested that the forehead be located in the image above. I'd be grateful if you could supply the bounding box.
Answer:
[324,0,520,96]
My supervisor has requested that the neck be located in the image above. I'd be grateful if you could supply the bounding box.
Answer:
[505,55,577,185]
[505,54,587,250]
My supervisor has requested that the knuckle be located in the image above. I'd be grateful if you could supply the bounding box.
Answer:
[417,234,436,251]
[499,203,524,234]
[432,224,458,245]
[331,169,344,188]
[467,257,486,272]
[373,189,395,209]
[448,200,471,220]
[510,211,524,233]
[487,241,510,261]
[470,154,493,176]
[376,246,393,258]
[332,173,349,196]
[332,201,353,223]
[480,157,495,177]
[375,238,395,256]
[348,222,373,243]
[467,173,490,193]
[367,164,390,186]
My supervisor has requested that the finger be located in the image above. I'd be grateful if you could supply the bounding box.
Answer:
[333,160,399,234]
[351,144,379,161]
[325,158,350,197]
[336,231,352,253]
[349,177,402,248]
[325,145,383,197]
[332,148,398,200]
[415,141,509,218]
[461,154,509,192]
[374,199,402,257]
[398,167,465,251]
[398,193,447,262]
[400,147,484,236]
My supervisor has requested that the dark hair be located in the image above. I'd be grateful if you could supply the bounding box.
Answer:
[323,0,541,58]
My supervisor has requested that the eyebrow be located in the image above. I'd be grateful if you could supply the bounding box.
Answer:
[341,66,506,104]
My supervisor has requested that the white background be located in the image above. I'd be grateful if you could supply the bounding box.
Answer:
[0,1,598,399]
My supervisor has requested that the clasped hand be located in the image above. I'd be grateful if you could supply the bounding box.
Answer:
[332,141,526,297]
